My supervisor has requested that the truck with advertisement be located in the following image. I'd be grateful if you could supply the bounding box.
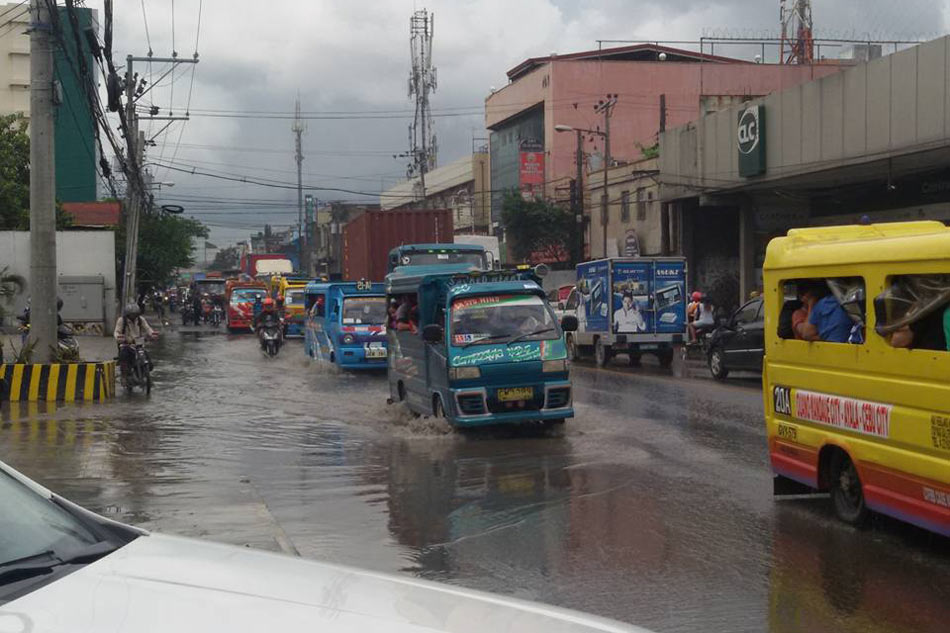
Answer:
[240,253,295,278]
[564,257,688,367]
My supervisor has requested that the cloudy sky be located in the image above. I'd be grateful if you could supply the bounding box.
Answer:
[88,0,950,247]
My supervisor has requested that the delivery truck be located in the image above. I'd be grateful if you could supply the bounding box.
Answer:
[564,257,687,367]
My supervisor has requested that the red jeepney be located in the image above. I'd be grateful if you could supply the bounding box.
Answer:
[225,280,268,331]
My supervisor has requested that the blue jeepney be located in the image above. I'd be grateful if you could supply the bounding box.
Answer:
[386,266,577,428]
[304,281,388,370]
[387,243,491,273]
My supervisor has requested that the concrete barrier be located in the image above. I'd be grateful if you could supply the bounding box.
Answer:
[0,361,116,402]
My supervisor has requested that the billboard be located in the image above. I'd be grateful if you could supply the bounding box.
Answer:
[519,138,545,198]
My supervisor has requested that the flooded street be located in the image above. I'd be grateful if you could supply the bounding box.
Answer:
[2,330,948,633]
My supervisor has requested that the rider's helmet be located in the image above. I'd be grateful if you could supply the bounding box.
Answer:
[262,297,275,311]
[691,291,702,302]
[56,296,64,311]
[124,303,141,319]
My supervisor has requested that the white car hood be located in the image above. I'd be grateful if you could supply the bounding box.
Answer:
[0,534,647,633]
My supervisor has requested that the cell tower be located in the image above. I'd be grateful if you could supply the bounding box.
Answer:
[780,0,814,64]
[407,9,437,199]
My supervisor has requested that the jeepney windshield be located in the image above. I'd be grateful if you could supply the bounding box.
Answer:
[399,250,486,268]
[230,288,266,305]
[451,294,557,346]
[285,289,305,306]
[341,297,387,325]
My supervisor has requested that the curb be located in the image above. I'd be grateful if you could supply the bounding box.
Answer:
[0,361,116,402]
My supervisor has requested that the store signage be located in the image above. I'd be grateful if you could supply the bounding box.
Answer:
[737,104,766,177]
[519,138,545,199]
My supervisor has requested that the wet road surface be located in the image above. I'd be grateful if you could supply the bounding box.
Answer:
[2,329,948,633]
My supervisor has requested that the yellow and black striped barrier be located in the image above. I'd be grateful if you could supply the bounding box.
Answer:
[0,362,116,402]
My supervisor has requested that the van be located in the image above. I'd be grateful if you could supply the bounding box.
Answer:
[304,281,388,370]
[763,221,949,536]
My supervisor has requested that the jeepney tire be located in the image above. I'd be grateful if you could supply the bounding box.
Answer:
[708,348,729,380]
[830,451,869,526]
[627,352,642,367]
[594,338,611,368]
[432,394,445,419]
[657,347,675,368]
[566,335,578,362]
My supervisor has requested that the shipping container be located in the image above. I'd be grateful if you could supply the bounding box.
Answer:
[343,209,453,281]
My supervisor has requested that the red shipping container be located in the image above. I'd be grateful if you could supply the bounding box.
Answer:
[343,209,454,282]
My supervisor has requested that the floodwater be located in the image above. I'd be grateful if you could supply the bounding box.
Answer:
[1,329,948,633]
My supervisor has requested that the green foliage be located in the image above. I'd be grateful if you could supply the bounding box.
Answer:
[637,141,659,159]
[0,113,78,230]
[500,191,575,264]
[118,213,209,290]
[0,114,30,230]
[209,245,240,271]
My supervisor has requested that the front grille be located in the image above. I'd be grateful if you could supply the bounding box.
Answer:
[546,387,571,409]
[457,393,486,415]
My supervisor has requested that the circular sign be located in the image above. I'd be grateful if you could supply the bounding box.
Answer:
[161,204,184,214]
[737,107,760,155]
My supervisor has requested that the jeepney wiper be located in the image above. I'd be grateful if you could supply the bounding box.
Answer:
[507,327,556,345]
[459,333,511,348]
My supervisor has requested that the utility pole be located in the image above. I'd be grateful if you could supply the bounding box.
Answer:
[120,53,197,307]
[594,94,618,258]
[28,0,57,362]
[574,129,584,262]
[293,96,305,273]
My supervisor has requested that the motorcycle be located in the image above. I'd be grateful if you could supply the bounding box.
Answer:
[259,324,283,357]
[56,323,80,359]
[120,343,152,394]
[201,300,213,324]
[181,304,196,326]
[211,304,224,327]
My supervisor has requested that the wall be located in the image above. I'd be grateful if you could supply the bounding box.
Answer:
[489,106,544,223]
[586,158,661,259]
[0,4,30,116]
[0,231,116,329]
[660,37,950,193]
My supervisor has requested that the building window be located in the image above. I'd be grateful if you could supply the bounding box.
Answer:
[636,188,646,221]
[620,191,630,222]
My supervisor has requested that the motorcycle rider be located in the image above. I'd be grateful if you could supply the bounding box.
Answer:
[114,303,158,374]
[253,297,281,349]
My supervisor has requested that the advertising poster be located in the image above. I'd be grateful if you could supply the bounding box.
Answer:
[611,261,653,334]
[654,261,687,334]
[519,138,545,199]
[577,261,609,332]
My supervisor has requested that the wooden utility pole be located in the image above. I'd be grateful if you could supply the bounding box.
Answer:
[29,0,57,362]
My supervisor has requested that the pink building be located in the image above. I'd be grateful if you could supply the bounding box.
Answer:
[484,44,848,253]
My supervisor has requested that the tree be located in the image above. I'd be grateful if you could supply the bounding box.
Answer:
[0,114,31,230]
[117,213,209,291]
[0,113,76,230]
[209,245,240,271]
[500,191,575,265]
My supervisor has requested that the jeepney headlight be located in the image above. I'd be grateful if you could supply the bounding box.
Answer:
[449,366,481,380]
[342,334,356,344]
[543,359,567,373]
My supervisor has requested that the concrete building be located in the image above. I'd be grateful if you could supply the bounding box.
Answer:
[585,157,664,259]
[313,202,380,278]
[0,3,99,203]
[660,36,950,309]
[380,150,491,235]
[484,43,848,253]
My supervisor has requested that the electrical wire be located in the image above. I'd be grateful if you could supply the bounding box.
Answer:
[140,0,152,54]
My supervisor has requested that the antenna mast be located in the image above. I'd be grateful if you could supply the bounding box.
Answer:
[780,0,814,64]
[407,9,437,202]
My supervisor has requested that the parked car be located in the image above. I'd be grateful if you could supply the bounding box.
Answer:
[0,459,646,632]
[706,297,765,380]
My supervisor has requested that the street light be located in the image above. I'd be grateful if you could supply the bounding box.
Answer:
[555,124,606,263]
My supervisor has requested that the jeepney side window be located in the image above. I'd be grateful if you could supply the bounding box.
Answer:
[389,293,419,333]
[314,295,326,318]
[776,277,866,344]
[874,274,950,352]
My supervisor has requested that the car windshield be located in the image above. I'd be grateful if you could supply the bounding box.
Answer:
[399,251,485,268]
[341,297,387,324]
[451,294,557,346]
[231,289,265,304]
[285,289,305,306]
[0,469,99,568]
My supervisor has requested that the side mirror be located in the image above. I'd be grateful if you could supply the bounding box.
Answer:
[557,301,565,311]
[561,315,579,332]
[422,323,444,344]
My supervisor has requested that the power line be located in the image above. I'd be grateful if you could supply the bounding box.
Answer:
[139,0,152,54]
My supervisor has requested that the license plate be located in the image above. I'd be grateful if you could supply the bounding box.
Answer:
[639,344,658,350]
[365,346,386,359]
[498,387,533,402]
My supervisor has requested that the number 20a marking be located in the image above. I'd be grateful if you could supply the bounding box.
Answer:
[773,386,791,416]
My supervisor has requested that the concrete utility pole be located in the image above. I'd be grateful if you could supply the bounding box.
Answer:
[594,94,618,258]
[29,0,57,362]
[293,96,305,273]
